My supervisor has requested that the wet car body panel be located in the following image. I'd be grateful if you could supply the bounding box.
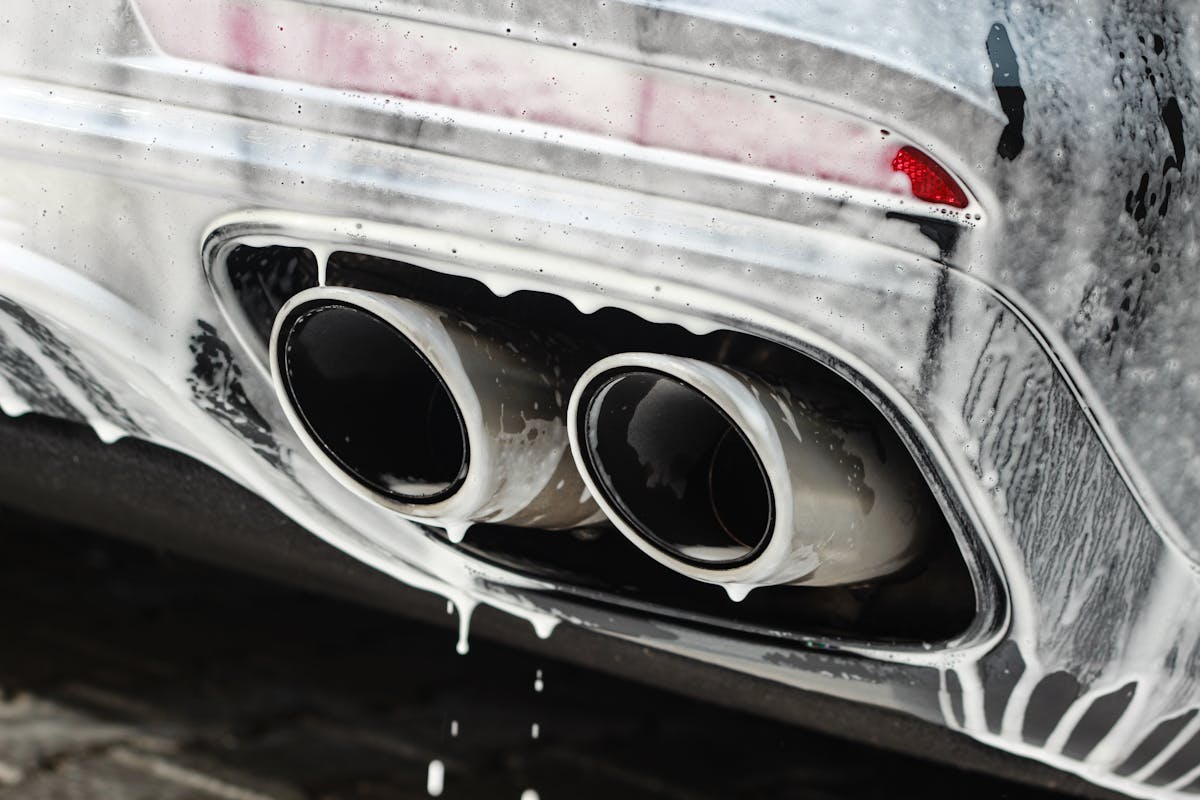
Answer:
[1,2,1198,798]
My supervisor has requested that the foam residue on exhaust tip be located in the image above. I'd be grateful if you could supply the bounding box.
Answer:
[442,520,472,544]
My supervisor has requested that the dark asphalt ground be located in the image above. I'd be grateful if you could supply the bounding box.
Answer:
[0,506,1066,800]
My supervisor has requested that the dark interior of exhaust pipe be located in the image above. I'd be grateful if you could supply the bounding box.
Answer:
[580,370,773,566]
[278,302,468,503]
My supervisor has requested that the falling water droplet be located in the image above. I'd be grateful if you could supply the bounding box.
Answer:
[531,616,557,640]
[456,599,475,655]
[724,584,753,602]
[426,760,445,797]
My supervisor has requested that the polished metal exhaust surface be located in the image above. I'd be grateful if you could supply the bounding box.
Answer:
[270,286,601,530]
[568,353,931,592]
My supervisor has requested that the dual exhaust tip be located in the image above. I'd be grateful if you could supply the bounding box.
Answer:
[271,287,930,591]
[272,287,600,533]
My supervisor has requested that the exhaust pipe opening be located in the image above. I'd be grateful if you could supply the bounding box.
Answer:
[271,286,601,529]
[279,302,468,503]
[571,353,932,591]
[580,370,773,565]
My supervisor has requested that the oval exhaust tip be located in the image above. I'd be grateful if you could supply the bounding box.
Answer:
[578,369,775,567]
[571,353,932,590]
[278,301,469,504]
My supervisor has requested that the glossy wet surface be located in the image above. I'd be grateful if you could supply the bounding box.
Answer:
[0,508,1067,800]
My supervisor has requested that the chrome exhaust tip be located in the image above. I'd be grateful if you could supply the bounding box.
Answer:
[569,353,931,593]
[271,286,601,530]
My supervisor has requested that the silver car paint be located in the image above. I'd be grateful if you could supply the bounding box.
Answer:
[0,1,1198,797]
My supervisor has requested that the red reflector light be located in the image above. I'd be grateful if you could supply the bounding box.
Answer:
[892,146,969,208]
